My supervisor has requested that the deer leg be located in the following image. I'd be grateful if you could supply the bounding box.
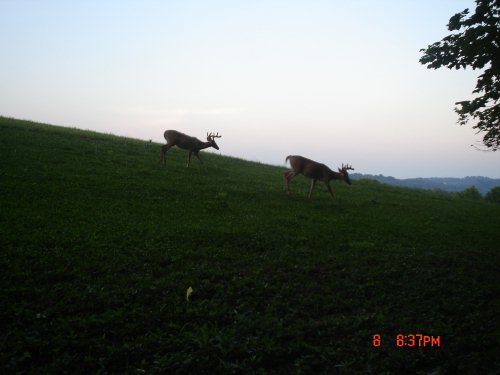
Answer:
[308,179,317,198]
[187,151,193,167]
[160,145,166,164]
[284,170,296,194]
[283,171,289,192]
[325,182,335,198]
[160,144,173,165]
[194,151,203,163]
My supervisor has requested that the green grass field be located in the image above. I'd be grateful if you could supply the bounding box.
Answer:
[1,116,499,374]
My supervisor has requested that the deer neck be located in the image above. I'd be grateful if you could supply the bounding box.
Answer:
[199,141,212,150]
[328,169,342,181]
[192,140,211,151]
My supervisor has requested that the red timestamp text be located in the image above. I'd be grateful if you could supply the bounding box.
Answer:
[372,333,441,347]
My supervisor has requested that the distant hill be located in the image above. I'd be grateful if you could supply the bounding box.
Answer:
[351,173,500,195]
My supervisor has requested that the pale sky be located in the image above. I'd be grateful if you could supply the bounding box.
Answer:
[1,0,498,178]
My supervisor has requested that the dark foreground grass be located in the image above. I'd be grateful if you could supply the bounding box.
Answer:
[1,116,499,374]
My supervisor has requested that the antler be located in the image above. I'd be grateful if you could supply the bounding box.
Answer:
[207,132,222,140]
[342,163,354,171]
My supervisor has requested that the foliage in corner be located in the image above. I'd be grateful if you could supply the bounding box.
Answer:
[420,0,500,151]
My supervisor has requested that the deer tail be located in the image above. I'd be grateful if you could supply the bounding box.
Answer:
[285,155,291,164]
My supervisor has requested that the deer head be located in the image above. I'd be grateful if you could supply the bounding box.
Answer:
[338,163,355,185]
[206,132,222,150]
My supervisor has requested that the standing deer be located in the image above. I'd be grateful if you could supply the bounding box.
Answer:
[284,155,354,198]
[160,130,222,167]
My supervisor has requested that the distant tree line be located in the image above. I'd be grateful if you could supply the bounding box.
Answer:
[485,186,500,202]
[351,174,500,196]
[351,174,500,202]
[461,185,500,203]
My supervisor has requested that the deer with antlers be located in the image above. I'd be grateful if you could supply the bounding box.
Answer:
[284,155,354,198]
[160,130,222,167]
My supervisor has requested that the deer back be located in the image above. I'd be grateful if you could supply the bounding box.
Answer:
[164,130,204,151]
[287,155,335,181]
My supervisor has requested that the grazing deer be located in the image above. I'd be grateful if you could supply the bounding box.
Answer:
[284,155,354,198]
[160,130,222,167]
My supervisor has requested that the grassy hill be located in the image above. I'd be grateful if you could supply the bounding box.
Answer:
[1,116,499,374]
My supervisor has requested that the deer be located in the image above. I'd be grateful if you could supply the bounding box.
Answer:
[284,155,354,198]
[160,130,222,167]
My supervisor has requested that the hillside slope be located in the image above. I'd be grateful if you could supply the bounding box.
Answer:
[1,117,499,374]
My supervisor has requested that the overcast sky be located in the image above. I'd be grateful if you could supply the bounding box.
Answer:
[1,0,498,178]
